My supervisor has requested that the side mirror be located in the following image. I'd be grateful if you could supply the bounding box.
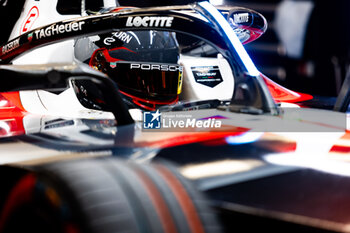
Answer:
[220,7,267,44]
[0,63,134,125]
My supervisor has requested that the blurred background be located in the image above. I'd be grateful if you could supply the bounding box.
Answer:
[1,0,350,97]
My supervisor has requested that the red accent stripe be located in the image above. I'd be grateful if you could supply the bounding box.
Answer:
[111,7,136,12]
[330,145,350,153]
[241,27,263,44]
[89,47,134,67]
[1,92,26,111]
[261,73,313,103]
[0,92,27,137]
[339,131,350,140]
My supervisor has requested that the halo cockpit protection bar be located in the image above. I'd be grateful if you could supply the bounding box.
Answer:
[0,2,279,116]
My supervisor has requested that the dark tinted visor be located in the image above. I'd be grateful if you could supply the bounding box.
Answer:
[107,61,182,102]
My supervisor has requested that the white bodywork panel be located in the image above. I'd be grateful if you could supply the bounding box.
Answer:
[9,0,117,65]
[13,41,76,65]
[10,0,79,40]
[19,87,114,120]
[9,0,80,64]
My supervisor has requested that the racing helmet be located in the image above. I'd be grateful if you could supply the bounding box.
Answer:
[74,29,182,111]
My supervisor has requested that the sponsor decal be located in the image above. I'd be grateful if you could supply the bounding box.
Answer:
[143,110,222,130]
[104,31,133,45]
[110,62,117,68]
[233,13,249,24]
[130,63,183,72]
[28,33,33,42]
[34,21,85,39]
[2,38,20,55]
[192,66,223,88]
[21,6,39,34]
[126,16,174,27]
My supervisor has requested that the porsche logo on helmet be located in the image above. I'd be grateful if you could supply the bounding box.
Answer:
[126,16,174,27]
[130,63,182,72]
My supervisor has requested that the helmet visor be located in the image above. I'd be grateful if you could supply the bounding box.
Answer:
[108,61,183,102]
[89,48,182,102]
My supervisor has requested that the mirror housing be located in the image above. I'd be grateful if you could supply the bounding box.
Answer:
[0,63,134,125]
[219,7,268,44]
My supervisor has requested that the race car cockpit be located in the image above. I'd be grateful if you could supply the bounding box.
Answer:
[0,2,278,129]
